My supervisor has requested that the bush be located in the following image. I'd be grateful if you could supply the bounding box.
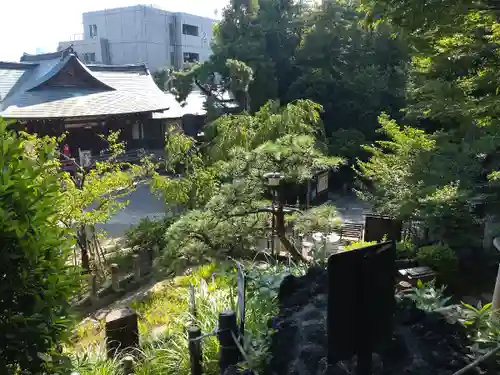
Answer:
[0,120,79,373]
[416,243,458,276]
[125,216,176,252]
[396,240,416,259]
[344,239,377,251]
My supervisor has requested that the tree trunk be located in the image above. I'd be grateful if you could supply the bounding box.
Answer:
[275,204,308,263]
[77,226,91,273]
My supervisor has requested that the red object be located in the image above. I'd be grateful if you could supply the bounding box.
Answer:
[63,144,71,157]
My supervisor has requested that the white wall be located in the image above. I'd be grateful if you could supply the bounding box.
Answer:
[176,12,215,65]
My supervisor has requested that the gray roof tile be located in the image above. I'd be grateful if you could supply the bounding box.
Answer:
[0,50,170,119]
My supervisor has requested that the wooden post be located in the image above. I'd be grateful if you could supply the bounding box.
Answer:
[492,264,500,311]
[188,326,203,375]
[111,263,120,292]
[142,249,154,275]
[218,310,239,375]
[121,355,134,375]
[105,308,139,359]
[132,254,141,283]
[89,273,98,305]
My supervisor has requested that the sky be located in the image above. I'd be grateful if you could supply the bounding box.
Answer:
[0,0,229,62]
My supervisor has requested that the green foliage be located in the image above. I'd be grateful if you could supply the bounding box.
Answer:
[291,205,341,236]
[416,243,458,277]
[357,0,500,248]
[170,0,407,173]
[356,113,436,218]
[58,130,150,229]
[343,239,377,251]
[152,68,172,91]
[153,100,343,263]
[66,261,307,375]
[459,302,500,353]
[396,240,416,259]
[0,119,79,374]
[406,280,451,313]
[152,129,219,210]
[329,129,367,161]
[288,1,407,139]
[124,216,177,253]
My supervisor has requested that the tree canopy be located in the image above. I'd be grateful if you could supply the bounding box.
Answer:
[153,99,343,265]
[158,0,407,176]
[356,0,500,248]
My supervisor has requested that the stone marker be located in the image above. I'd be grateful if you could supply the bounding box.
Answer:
[105,308,139,358]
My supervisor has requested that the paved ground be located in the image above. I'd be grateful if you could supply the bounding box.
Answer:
[97,182,166,238]
[329,192,372,223]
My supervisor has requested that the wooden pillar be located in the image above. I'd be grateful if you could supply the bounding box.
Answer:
[188,326,203,375]
[218,310,239,375]
[105,308,139,358]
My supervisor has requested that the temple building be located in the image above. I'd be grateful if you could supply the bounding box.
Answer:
[0,46,172,162]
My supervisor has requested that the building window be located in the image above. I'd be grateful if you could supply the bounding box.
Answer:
[89,24,98,39]
[183,52,199,63]
[170,52,175,67]
[82,53,96,64]
[182,24,199,37]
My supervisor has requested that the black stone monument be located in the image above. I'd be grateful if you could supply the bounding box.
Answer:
[327,241,396,374]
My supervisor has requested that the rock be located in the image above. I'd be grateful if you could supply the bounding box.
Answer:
[480,292,493,302]
[264,266,483,375]
[461,295,480,307]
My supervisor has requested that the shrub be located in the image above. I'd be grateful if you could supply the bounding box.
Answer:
[406,280,451,312]
[0,120,79,373]
[396,240,416,259]
[416,243,458,276]
[125,216,177,252]
[344,239,377,251]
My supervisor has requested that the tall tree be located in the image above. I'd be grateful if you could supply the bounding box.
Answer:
[153,99,343,264]
[357,0,500,247]
[168,0,407,184]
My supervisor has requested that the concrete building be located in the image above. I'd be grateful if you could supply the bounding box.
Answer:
[58,5,216,72]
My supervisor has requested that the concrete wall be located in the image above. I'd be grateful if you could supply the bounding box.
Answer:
[63,5,216,72]
[58,39,109,64]
[175,12,214,67]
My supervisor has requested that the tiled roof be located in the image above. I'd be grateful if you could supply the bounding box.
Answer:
[0,49,170,119]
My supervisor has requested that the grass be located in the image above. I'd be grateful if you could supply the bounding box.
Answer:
[65,260,306,375]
